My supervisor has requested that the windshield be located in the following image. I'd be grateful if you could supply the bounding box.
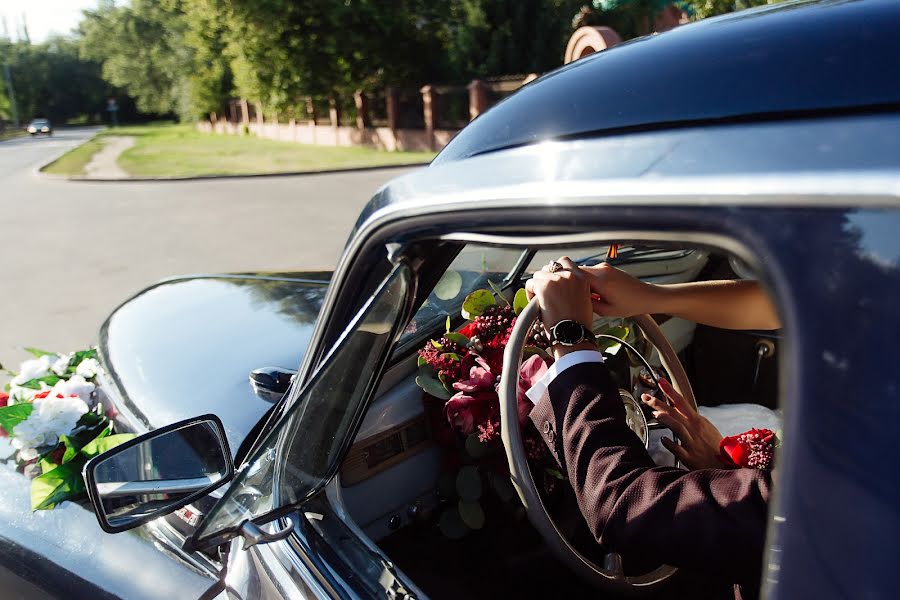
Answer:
[399,245,524,348]
[192,265,411,547]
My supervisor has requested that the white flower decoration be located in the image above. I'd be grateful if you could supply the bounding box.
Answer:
[11,394,89,457]
[51,353,73,376]
[10,355,53,386]
[49,375,96,406]
[75,358,101,379]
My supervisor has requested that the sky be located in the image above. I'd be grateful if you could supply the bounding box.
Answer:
[0,0,99,43]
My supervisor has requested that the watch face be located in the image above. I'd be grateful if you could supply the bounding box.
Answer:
[553,320,586,345]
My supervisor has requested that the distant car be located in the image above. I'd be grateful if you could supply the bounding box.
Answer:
[26,118,52,136]
[2,1,900,599]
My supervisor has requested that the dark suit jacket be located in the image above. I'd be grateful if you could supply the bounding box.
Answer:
[529,361,770,597]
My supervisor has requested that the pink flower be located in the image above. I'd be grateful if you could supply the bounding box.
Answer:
[517,354,548,426]
[444,390,495,436]
[452,357,495,392]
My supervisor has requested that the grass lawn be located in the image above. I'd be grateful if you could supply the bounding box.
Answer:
[0,129,27,142]
[42,122,436,178]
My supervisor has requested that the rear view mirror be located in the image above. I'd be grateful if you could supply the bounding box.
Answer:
[84,415,233,533]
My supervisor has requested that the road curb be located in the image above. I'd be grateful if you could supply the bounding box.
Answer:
[32,127,106,180]
[57,161,430,183]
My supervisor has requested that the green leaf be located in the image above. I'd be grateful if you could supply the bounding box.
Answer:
[31,462,86,510]
[433,270,463,301]
[597,325,630,355]
[71,349,98,364]
[513,288,529,315]
[39,457,58,475]
[446,315,451,333]
[17,375,61,390]
[417,354,428,368]
[465,434,489,458]
[487,280,511,306]
[458,500,486,530]
[441,352,461,362]
[24,347,57,358]
[430,339,443,350]
[523,346,553,363]
[81,433,135,458]
[415,375,453,400]
[438,507,468,539]
[57,435,81,464]
[444,332,469,346]
[0,403,34,434]
[461,289,496,320]
[456,465,482,501]
[545,468,567,481]
[490,472,517,503]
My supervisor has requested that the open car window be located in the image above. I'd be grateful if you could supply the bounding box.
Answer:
[192,264,412,547]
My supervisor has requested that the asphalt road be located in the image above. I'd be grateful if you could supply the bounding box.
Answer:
[0,127,418,369]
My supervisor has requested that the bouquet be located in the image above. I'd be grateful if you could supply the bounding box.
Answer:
[415,287,562,538]
[1,348,133,510]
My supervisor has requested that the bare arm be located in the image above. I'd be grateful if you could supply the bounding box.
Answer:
[582,263,781,330]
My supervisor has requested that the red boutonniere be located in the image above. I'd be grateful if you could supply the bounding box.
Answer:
[719,428,778,470]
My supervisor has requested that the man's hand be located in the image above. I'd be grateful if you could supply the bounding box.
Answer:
[525,257,596,359]
[643,379,725,470]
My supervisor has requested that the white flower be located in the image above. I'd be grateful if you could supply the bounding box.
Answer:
[51,353,73,376]
[8,382,51,404]
[75,358,101,379]
[11,394,89,456]
[10,355,53,386]
[49,375,95,406]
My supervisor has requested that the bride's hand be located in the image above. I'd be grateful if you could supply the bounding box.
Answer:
[643,379,725,470]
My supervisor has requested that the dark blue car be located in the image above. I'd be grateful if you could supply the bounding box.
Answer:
[2,1,898,598]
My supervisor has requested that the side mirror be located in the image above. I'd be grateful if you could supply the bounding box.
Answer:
[84,415,234,533]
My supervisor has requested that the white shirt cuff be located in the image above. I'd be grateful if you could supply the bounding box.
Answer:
[525,350,605,405]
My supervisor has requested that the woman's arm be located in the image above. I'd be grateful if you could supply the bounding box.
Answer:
[582,263,781,330]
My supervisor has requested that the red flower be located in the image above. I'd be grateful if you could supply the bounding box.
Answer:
[444,390,496,436]
[720,428,777,470]
[0,391,8,408]
[34,390,51,400]
[459,322,478,338]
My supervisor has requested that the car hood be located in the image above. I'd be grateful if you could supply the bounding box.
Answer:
[99,274,330,452]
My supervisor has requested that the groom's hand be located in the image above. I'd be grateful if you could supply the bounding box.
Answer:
[525,257,595,358]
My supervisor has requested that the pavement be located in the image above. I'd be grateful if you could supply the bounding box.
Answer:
[0,127,418,369]
[84,135,135,179]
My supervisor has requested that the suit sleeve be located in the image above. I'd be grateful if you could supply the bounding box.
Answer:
[528,361,770,583]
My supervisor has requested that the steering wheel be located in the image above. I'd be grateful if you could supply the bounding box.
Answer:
[499,298,698,593]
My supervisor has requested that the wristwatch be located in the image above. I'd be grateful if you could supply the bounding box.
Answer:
[549,320,596,346]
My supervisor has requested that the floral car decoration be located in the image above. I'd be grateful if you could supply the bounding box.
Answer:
[1,348,133,510]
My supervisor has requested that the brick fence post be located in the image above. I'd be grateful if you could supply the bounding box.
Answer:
[420,84,436,151]
[467,79,488,120]
[328,98,341,129]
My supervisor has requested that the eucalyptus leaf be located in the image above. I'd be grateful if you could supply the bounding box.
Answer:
[513,288,529,315]
[438,507,469,539]
[490,473,517,503]
[0,403,34,434]
[461,289,495,320]
[430,339,443,350]
[31,462,85,510]
[465,434,489,459]
[415,375,453,400]
[417,355,428,368]
[446,315,451,333]
[433,270,463,300]
[597,325,630,355]
[456,465,482,501]
[487,280,511,306]
[458,500,486,530]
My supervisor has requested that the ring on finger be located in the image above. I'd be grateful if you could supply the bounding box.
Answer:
[548,261,565,273]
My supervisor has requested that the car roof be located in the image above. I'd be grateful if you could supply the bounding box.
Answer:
[434,0,900,164]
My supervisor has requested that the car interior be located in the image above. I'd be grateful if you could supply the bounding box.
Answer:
[330,239,782,598]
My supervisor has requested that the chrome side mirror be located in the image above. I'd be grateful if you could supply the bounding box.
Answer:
[84,415,233,533]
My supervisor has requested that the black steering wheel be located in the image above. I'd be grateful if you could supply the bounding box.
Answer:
[499,298,698,593]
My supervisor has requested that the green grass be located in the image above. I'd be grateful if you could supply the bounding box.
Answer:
[42,122,435,178]
[41,135,107,175]
[0,129,27,142]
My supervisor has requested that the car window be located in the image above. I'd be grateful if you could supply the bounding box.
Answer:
[192,265,411,546]
[398,245,524,347]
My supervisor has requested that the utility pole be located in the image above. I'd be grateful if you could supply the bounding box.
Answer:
[3,63,19,128]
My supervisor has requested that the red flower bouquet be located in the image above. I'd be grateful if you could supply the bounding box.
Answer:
[719,428,778,470]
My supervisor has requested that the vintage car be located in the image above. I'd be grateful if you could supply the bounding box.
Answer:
[2,1,899,598]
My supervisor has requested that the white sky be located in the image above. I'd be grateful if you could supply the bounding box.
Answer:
[0,0,100,43]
